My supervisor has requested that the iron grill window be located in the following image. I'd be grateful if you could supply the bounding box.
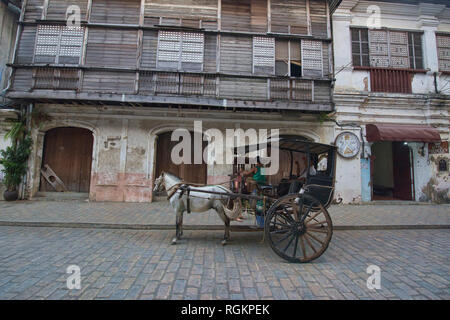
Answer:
[351,28,423,70]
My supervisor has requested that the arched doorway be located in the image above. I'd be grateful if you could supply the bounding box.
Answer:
[40,127,94,193]
[155,131,207,184]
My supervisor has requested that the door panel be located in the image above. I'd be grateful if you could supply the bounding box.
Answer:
[155,132,207,184]
[40,127,93,192]
[392,142,413,200]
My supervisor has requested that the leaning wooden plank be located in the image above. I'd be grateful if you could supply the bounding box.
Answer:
[40,164,68,192]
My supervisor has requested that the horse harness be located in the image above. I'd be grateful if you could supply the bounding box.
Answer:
[166,183,193,214]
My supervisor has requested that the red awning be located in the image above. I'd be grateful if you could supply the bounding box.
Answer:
[366,124,441,143]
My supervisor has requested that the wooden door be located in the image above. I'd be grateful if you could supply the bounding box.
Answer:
[392,142,413,200]
[40,127,93,192]
[155,132,207,184]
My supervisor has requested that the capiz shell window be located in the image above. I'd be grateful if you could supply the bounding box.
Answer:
[157,31,204,71]
[34,25,84,65]
[253,36,275,74]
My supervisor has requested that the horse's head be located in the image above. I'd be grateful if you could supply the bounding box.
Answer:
[153,172,166,192]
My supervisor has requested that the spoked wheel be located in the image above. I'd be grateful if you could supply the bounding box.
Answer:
[265,193,333,263]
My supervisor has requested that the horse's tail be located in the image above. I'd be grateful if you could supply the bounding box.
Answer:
[223,198,242,220]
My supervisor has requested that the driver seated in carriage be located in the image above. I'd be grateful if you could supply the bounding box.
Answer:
[288,155,318,194]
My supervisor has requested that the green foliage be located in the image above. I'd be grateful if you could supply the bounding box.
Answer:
[0,137,32,191]
[318,112,331,124]
[4,120,26,142]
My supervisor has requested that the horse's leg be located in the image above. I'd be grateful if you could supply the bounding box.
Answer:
[172,208,183,245]
[214,202,231,246]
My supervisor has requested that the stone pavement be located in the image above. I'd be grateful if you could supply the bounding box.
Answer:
[0,200,449,228]
[0,226,448,300]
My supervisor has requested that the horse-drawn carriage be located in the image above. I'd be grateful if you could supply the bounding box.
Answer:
[154,138,337,263]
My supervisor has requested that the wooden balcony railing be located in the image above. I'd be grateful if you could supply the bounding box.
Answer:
[270,79,313,101]
[369,68,412,94]
[33,67,79,90]
[28,67,325,105]
[139,72,216,96]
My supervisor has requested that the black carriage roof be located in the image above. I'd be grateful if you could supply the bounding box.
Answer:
[235,138,336,156]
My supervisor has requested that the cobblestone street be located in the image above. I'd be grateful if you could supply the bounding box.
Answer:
[0,201,448,300]
[0,226,448,300]
[0,200,449,227]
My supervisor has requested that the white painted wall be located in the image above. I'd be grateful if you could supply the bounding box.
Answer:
[331,0,450,203]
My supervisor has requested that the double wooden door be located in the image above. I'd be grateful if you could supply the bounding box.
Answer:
[40,127,93,193]
[155,132,207,184]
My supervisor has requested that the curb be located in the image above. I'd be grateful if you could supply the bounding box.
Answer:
[0,221,449,231]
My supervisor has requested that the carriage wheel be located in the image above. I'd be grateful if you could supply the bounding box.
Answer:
[265,194,333,263]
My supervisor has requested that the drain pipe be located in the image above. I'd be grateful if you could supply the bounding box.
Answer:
[1,0,21,15]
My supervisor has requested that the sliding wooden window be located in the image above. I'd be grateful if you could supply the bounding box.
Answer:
[157,31,204,72]
[34,25,84,65]
[253,37,275,74]
[351,28,423,70]
[275,40,302,77]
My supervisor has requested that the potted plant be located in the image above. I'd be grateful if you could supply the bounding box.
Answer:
[0,136,32,201]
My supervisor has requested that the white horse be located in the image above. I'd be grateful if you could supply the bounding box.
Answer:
[153,172,241,245]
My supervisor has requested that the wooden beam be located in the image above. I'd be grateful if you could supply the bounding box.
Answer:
[7,91,333,112]
[19,0,27,22]
[41,0,49,20]
[306,0,311,36]
[139,0,145,27]
[86,0,92,22]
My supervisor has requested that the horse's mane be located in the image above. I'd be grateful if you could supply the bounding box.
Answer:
[163,171,181,181]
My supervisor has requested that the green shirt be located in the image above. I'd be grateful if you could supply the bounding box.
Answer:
[253,166,266,184]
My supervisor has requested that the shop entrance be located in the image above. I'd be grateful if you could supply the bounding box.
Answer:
[371,141,414,201]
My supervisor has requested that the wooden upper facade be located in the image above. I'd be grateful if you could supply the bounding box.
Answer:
[8,0,337,112]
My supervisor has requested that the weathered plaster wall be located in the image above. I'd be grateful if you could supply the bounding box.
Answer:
[409,142,433,202]
[27,104,332,203]
[330,0,450,203]
[333,127,363,203]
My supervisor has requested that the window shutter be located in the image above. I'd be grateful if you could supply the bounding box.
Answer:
[157,31,204,71]
[34,25,84,64]
[253,37,275,74]
[59,27,84,64]
[157,31,181,70]
[181,32,204,72]
[369,30,389,67]
[301,40,323,77]
[437,35,450,72]
[35,25,60,63]
[389,31,409,68]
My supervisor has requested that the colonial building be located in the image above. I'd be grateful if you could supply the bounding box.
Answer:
[5,0,341,202]
[332,0,449,203]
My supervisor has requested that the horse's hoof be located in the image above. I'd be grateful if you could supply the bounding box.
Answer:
[171,238,177,245]
[221,240,227,246]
